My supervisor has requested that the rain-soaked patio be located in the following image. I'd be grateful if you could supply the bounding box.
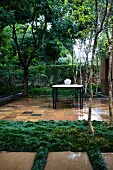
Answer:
[0,96,110,122]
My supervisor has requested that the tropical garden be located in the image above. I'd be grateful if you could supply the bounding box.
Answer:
[0,0,113,169]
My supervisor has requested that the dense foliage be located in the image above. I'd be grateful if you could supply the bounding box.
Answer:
[0,64,97,87]
[0,63,101,96]
[0,120,112,169]
[0,0,93,95]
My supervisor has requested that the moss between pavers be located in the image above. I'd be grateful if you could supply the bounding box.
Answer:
[0,120,111,170]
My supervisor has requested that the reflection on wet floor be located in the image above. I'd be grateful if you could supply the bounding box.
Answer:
[0,96,110,122]
[45,152,93,170]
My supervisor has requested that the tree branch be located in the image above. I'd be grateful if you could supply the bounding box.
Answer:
[12,23,25,66]
[98,0,108,34]
[20,25,29,47]
[95,0,98,31]
[105,0,112,44]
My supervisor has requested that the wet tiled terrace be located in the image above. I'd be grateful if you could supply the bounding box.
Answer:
[0,96,110,122]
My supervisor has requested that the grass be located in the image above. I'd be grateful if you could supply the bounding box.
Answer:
[0,120,113,170]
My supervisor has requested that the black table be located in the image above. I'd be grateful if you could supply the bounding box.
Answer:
[52,84,83,109]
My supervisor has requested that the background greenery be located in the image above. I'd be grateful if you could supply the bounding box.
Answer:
[0,0,107,96]
[0,64,100,96]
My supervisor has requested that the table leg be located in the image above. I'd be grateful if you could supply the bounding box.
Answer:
[53,87,57,109]
[56,88,58,102]
[80,87,83,109]
[53,88,55,109]
[82,87,83,108]
[75,89,78,102]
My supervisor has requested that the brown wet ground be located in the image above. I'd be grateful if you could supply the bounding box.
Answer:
[0,96,110,122]
[0,152,36,170]
[45,152,113,170]
[45,152,93,170]
[0,151,113,170]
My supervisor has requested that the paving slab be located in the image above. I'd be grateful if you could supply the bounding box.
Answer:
[1,151,113,170]
[0,151,36,170]
[102,153,113,170]
[0,97,111,122]
[45,152,93,170]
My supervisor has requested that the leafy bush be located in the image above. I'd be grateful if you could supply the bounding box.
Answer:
[0,86,23,96]
[29,87,80,97]
[29,87,52,96]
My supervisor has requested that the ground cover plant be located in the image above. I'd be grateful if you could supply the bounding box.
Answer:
[0,120,113,170]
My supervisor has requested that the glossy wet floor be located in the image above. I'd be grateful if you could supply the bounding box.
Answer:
[0,151,113,170]
[45,152,93,170]
[45,152,113,170]
[0,96,110,122]
[0,152,36,170]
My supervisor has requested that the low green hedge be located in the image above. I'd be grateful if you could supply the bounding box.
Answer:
[29,87,52,96]
[0,120,111,170]
[29,87,80,97]
[0,87,23,96]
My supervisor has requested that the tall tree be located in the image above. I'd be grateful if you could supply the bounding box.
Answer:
[88,0,108,135]
[1,0,93,94]
[105,0,113,126]
[49,0,92,82]
[0,0,65,95]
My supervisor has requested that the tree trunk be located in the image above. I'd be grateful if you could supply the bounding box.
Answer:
[84,56,89,96]
[95,55,99,97]
[72,45,76,83]
[84,37,92,96]
[108,24,113,126]
[88,58,94,135]
[23,66,28,96]
[75,64,78,83]
[88,0,108,135]
[79,57,82,85]
[108,47,113,126]
[105,0,113,126]
[88,36,97,136]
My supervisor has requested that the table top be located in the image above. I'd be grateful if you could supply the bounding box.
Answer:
[52,84,83,88]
